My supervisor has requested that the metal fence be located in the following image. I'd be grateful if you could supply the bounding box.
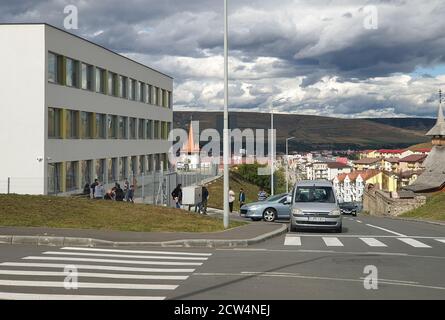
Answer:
[0,164,220,207]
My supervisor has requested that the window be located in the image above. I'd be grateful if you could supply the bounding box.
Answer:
[152,87,158,106]
[154,120,160,139]
[162,89,167,107]
[66,161,78,191]
[130,156,137,175]
[129,79,136,100]
[294,187,336,204]
[108,158,117,182]
[146,120,153,139]
[48,52,61,84]
[119,116,128,139]
[162,153,168,171]
[138,119,145,139]
[95,113,106,139]
[129,118,137,139]
[147,85,152,104]
[95,159,106,182]
[65,110,79,139]
[66,58,79,88]
[81,63,94,90]
[95,67,106,94]
[80,160,92,187]
[80,111,93,139]
[168,91,172,109]
[157,87,162,106]
[155,154,161,171]
[135,81,141,102]
[139,155,145,175]
[48,107,61,138]
[48,163,62,194]
[147,155,153,172]
[119,157,128,180]
[139,82,146,102]
[107,115,118,139]
[119,76,127,98]
[107,72,118,96]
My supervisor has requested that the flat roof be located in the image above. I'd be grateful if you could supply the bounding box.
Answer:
[0,23,173,80]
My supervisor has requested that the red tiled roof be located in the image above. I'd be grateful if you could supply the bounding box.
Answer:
[353,157,382,165]
[327,162,351,169]
[399,154,427,163]
[384,157,400,163]
[378,149,405,154]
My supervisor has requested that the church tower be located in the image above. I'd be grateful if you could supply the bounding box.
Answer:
[426,89,445,146]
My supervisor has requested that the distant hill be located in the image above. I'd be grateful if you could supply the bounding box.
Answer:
[173,111,430,152]
[365,118,435,132]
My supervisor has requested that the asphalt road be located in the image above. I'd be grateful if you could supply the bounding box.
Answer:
[0,214,444,300]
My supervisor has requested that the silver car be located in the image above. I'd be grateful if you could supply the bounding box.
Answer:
[288,180,342,233]
[240,193,291,222]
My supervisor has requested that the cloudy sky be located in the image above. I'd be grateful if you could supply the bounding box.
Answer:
[2,0,445,118]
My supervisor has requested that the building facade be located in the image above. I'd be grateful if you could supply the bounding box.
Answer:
[0,24,173,195]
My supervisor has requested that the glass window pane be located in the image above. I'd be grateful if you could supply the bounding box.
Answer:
[146,120,152,139]
[107,115,117,139]
[95,68,105,93]
[48,52,57,83]
[129,118,136,139]
[138,119,145,139]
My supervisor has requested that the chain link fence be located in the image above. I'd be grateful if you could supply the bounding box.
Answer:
[0,164,220,208]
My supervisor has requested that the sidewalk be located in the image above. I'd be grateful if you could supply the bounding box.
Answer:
[0,210,287,248]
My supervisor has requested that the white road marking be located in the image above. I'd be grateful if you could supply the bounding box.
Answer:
[61,247,212,256]
[398,238,431,248]
[42,251,208,261]
[193,273,445,291]
[0,262,195,273]
[365,224,407,237]
[356,220,363,223]
[0,270,188,280]
[284,236,301,246]
[22,256,202,266]
[322,237,344,247]
[436,239,445,244]
[359,238,387,247]
[0,293,166,300]
[0,280,178,290]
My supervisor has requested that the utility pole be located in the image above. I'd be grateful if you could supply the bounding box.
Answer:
[223,0,230,229]
[286,137,295,193]
[270,109,274,196]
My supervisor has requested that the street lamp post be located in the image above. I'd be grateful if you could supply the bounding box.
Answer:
[223,0,230,229]
[286,137,295,193]
[270,109,275,196]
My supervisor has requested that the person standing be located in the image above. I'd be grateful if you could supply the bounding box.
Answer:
[90,179,99,199]
[239,188,246,208]
[200,186,209,215]
[171,184,183,209]
[229,188,235,213]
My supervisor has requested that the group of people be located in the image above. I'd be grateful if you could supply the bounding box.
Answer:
[83,179,135,203]
[171,184,209,214]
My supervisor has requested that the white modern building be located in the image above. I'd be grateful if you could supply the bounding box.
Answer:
[0,24,173,195]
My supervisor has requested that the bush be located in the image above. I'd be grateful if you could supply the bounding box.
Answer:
[234,163,286,194]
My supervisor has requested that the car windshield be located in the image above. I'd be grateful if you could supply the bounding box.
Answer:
[294,186,335,203]
[267,194,285,202]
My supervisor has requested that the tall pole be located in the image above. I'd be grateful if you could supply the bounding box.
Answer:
[286,137,295,193]
[223,0,230,229]
[270,110,274,196]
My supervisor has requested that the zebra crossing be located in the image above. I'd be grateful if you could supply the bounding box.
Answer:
[0,247,212,300]
[284,235,445,249]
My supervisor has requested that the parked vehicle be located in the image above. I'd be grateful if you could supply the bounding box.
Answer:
[240,193,291,222]
[339,202,358,216]
[288,180,342,233]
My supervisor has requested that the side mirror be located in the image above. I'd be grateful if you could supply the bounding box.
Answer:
[286,195,292,204]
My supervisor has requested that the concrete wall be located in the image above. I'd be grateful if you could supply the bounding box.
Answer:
[363,188,426,216]
[0,25,46,194]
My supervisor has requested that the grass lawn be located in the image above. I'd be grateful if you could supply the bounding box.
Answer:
[206,172,263,212]
[401,192,445,221]
[0,194,246,232]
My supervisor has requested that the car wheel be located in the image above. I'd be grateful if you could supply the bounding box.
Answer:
[263,208,277,222]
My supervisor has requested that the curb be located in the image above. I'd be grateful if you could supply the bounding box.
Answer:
[379,216,445,227]
[0,224,288,248]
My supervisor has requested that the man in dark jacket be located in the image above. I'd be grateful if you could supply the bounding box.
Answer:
[171,184,182,208]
